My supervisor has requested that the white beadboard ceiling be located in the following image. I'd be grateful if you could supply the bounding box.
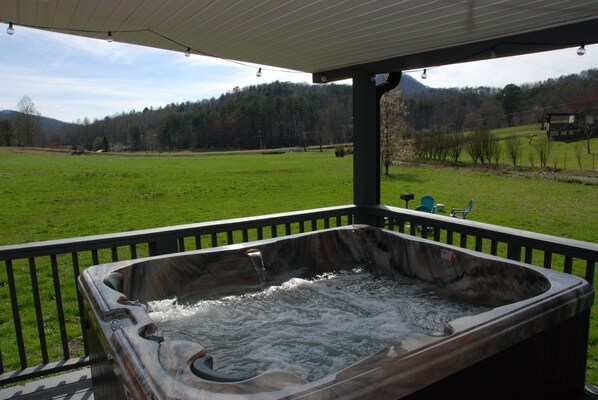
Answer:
[1,0,597,81]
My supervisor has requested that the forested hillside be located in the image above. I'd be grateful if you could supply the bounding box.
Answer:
[1,69,596,151]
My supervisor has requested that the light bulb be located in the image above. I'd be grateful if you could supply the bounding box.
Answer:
[256,68,262,77]
[185,47,191,57]
[7,22,15,35]
[421,69,427,79]
[107,31,113,43]
[320,75,327,83]
[577,44,586,56]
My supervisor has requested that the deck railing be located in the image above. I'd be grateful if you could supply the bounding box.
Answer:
[1,204,597,387]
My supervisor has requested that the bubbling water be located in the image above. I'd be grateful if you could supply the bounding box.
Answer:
[148,268,490,382]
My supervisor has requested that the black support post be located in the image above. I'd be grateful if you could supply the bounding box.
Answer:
[352,71,402,225]
[352,72,378,225]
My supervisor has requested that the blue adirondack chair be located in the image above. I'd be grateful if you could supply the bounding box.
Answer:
[450,199,473,219]
[415,205,433,213]
[420,195,435,213]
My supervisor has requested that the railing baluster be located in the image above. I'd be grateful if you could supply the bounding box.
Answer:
[285,223,291,236]
[586,261,595,285]
[324,218,330,229]
[299,221,305,233]
[564,256,573,274]
[311,219,317,231]
[195,235,202,249]
[475,236,483,252]
[447,231,453,245]
[51,255,70,360]
[211,233,218,247]
[336,216,342,227]
[460,233,467,249]
[507,243,522,261]
[433,227,440,242]
[409,221,416,236]
[130,244,138,259]
[72,252,89,355]
[398,220,404,233]
[111,247,118,262]
[6,260,27,369]
[178,238,186,252]
[490,240,498,256]
[242,229,249,243]
[29,257,49,364]
[524,247,533,264]
[271,225,278,238]
[257,227,263,240]
[227,231,234,245]
[421,225,428,239]
[387,218,395,231]
[347,213,353,224]
[91,250,99,265]
[544,251,553,269]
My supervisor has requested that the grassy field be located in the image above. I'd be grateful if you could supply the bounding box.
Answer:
[0,145,597,382]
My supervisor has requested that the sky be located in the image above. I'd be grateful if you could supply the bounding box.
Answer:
[1,24,597,123]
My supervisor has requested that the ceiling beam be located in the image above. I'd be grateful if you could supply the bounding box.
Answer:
[313,18,598,83]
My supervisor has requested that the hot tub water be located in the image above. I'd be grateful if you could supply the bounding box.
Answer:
[148,267,491,382]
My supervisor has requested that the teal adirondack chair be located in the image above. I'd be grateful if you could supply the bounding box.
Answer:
[414,204,433,233]
[420,195,435,213]
[415,205,433,213]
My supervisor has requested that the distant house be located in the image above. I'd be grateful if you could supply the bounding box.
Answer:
[545,108,597,140]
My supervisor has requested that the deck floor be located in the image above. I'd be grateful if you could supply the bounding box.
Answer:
[0,369,93,400]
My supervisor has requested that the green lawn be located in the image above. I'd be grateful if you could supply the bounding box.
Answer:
[0,147,597,382]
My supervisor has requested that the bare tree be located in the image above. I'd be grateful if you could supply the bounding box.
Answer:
[504,136,522,167]
[448,132,465,162]
[574,143,583,169]
[487,137,501,165]
[534,136,553,168]
[466,129,492,164]
[380,89,407,176]
[16,95,41,146]
[528,150,536,168]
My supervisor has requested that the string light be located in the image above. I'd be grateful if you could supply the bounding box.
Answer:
[490,47,498,58]
[256,68,262,77]
[577,44,586,56]
[185,47,191,57]
[107,31,113,43]
[421,69,427,79]
[7,22,15,35]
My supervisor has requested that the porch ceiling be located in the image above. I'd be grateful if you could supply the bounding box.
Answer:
[1,0,597,82]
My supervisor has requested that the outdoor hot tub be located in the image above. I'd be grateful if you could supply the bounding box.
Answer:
[79,225,593,399]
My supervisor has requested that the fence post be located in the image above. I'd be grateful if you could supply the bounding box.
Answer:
[149,235,179,256]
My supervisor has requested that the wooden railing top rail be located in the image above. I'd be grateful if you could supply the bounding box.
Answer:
[0,205,357,261]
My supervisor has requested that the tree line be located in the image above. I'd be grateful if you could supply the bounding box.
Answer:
[1,69,596,151]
